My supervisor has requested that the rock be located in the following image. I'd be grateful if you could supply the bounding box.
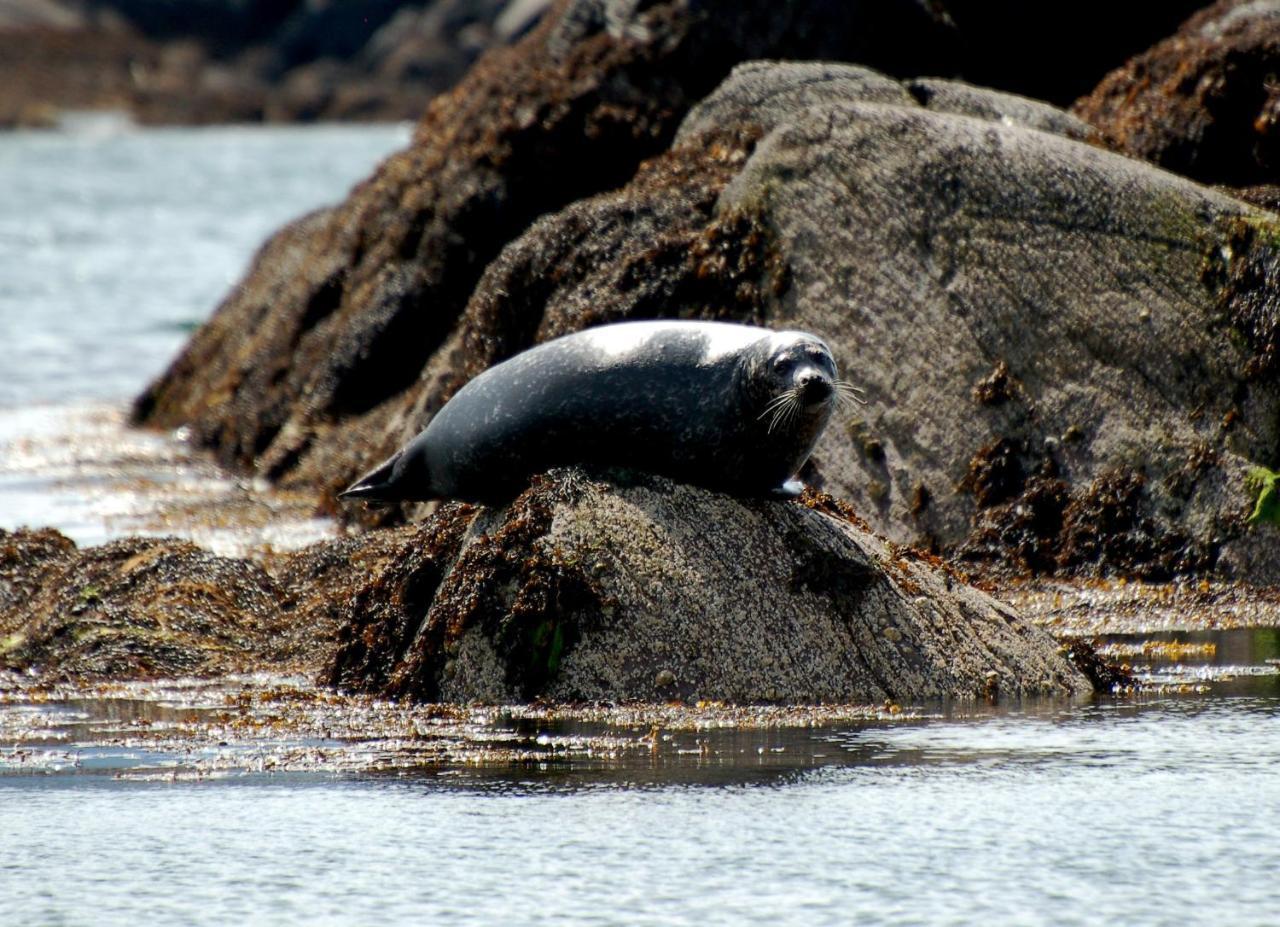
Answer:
[133,36,1280,582]
[0,488,1090,704]
[132,0,964,494]
[0,531,283,681]
[0,0,83,29]
[324,473,1088,703]
[0,0,547,126]
[0,21,155,128]
[126,0,524,124]
[2,0,1215,126]
[697,69,1280,581]
[394,62,1280,581]
[0,528,76,616]
[1075,0,1280,191]
[0,525,424,683]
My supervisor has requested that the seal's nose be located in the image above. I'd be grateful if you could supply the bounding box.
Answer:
[798,372,833,403]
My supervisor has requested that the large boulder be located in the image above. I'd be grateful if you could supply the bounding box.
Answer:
[330,62,1280,581]
[671,63,1280,581]
[0,487,1091,703]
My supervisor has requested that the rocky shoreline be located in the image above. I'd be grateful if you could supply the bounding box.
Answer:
[5,0,1280,707]
[0,0,544,127]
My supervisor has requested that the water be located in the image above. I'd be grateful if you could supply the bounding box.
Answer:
[2,693,1278,925]
[0,117,409,547]
[2,121,1280,926]
[0,632,1277,925]
[0,116,411,407]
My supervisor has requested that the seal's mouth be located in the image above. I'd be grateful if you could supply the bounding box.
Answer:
[759,372,867,433]
[759,377,835,433]
[798,374,834,405]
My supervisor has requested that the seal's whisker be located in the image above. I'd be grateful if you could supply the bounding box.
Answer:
[775,395,802,434]
[766,391,800,434]
[761,388,801,431]
[835,379,869,407]
[767,401,788,434]
[757,392,793,420]
[785,396,802,430]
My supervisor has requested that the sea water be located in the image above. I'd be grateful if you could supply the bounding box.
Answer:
[1,119,1279,927]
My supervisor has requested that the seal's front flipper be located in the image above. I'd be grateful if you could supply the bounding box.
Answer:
[770,479,806,499]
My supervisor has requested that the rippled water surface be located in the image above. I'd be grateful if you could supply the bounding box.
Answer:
[4,687,1279,926]
[0,117,410,407]
[2,123,1280,926]
[0,119,408,546]
[2,632,1279,926]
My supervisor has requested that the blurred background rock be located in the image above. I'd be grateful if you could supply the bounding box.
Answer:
[0,0,552,126]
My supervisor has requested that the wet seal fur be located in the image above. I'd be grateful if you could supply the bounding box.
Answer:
[341,320,858,504]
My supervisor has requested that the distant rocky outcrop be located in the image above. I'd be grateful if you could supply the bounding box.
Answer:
[127,0,523,124]
[1075,0,1280,202]
[0,0,545,126]
[0,4,149,128]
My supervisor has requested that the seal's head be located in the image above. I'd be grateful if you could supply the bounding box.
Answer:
[753,331,843,436]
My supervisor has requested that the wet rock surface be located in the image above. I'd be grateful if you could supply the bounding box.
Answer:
[1075,0,1280,194]
[0,523,443,682]
[0,529,285,680]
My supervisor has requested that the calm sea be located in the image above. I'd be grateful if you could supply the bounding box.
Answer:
[0,118,1278,927]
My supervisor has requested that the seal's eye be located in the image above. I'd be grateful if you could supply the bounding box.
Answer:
[773,356,794,373]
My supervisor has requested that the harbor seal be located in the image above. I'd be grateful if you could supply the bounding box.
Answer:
[340,320,860,504]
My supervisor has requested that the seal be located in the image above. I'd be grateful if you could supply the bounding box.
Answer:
[340,320,860,504]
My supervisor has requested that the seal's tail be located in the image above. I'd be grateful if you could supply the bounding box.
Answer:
[339,453,403,504]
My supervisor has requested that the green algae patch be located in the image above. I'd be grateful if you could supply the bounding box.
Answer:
[1246,466,1280,527]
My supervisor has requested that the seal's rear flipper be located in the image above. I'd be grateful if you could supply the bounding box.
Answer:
[339,453,403,504]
